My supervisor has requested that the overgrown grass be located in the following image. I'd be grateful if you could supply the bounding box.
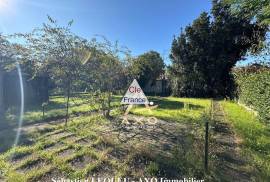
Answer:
[5,94,122,125]
[0,97,211,181]
[0,115,114,181]
[131,97,211,123]
[221,101,270,180]
[3,97,267,180]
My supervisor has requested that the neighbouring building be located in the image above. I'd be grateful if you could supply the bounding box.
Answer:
[143,75,171,96]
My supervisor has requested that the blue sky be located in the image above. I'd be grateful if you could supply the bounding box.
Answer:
[0,0,212,64]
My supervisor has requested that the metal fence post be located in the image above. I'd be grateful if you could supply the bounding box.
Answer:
[204,120,209,172]
[204,99,213,172]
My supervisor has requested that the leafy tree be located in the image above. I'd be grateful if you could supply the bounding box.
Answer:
[131,51,165,87]
[13,17,131,120]
[20,16,88,125]
[224,0,270,25]
[0,35,26,121]
[82,37,130,118]
[169,13,211,97]
[0,35,10,121]
[223,0,270,66]
[169,0,267,97]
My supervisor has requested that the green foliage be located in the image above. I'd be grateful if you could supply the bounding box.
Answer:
[9,17,131,120]
[234,67,270,121]
[224,0,270,25]
[82,36,131,93]
[81,37,131,117]
[131,51,165,87]
[168,1,267,97]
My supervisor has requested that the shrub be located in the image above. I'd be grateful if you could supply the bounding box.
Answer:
[234,67,270,122]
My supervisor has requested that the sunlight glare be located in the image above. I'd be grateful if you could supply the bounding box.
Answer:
[0,0,15,15]
[0,0,8,9]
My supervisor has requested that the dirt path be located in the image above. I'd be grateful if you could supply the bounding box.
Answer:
[211,100,255,182]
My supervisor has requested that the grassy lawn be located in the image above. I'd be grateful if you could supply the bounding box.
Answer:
[4,94,122,126]
[131,97,211,123]
[0,94,122,153]
[0,97,212,181]
[1,96,269,181]
[0,115,207,181]
[221,101,270,180]
[0,115,113,181]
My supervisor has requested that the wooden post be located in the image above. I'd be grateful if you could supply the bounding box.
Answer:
[204,120,209,172]
[42,105,45,118]
[65,83,70,126]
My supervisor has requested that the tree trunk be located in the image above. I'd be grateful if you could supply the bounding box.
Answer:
[65,83,70,126]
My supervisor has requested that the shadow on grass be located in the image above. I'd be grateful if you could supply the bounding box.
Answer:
[148,97,204,110]
[0,118,34,153]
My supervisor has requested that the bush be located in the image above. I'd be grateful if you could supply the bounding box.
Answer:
[234,67,270,122]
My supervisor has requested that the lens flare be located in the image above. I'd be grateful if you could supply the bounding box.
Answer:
[0,0,8,9]
[13,64,24,148]
[0,0,11,13]
[0,0,16,16]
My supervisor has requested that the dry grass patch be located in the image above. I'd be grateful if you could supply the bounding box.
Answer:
[16,158,48,173]
[36,168,66,182]
[69,155,98,170]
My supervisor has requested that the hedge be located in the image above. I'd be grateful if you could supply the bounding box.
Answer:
[234,67,270,122]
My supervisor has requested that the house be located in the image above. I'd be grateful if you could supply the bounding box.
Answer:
[143,75,171,96]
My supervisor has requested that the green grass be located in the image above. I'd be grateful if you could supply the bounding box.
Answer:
[5,94,122,125]
[0,97,211,181]
[0,115,112,181]
[0,94,121,154]
[2,96,268,180]
[131,97,211,123]
[221,101,270,180]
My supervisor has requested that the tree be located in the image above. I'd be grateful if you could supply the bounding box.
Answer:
[169,13,211,97]
[223,0,270,66]
[0,35,9,121]
[82,37,130,118]
[21,16,87,125]
[224,0,270,25]
[131,51,165,87]
[0,34,23,121]
[169,0,267,97]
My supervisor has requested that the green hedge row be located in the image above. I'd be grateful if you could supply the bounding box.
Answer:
[234,68,270,122]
